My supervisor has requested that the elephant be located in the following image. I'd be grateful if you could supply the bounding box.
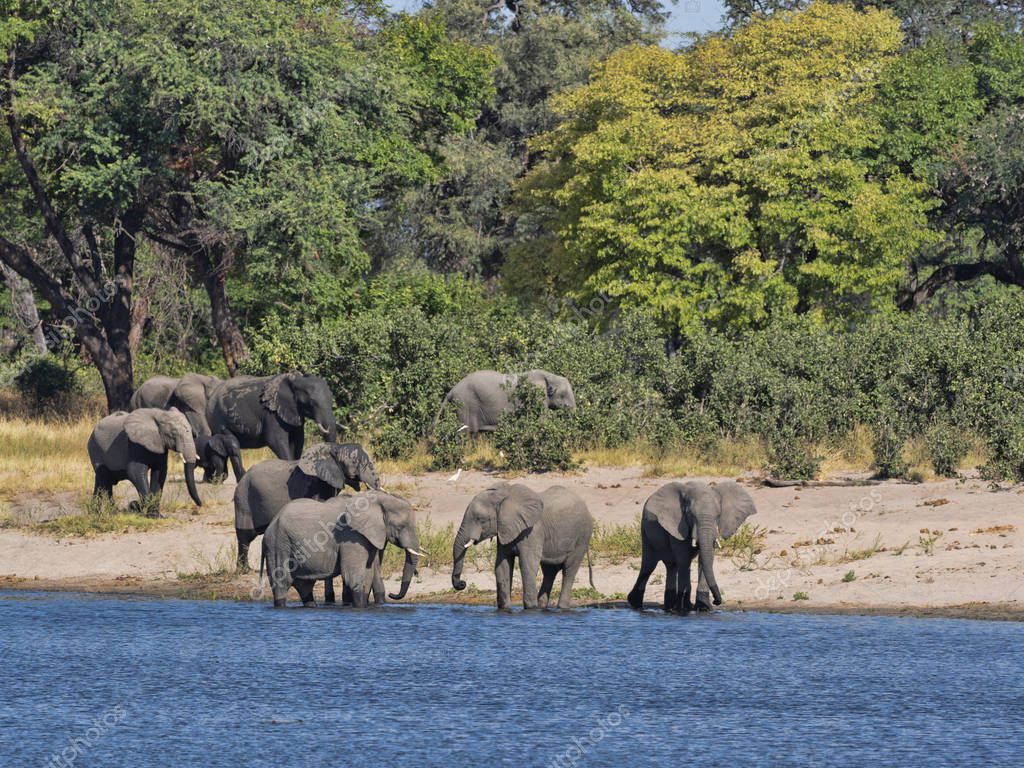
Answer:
[194,432,245,484]
[87,407,203,516]
[233,442,380,579]
[434,369,576,433]
[261,491,423,608]
[129,373,222,436]
[206,372,337,459]
[128,376,178,410]
[167,373,221,436]
[452,482,594,610]
[627,480,756,613]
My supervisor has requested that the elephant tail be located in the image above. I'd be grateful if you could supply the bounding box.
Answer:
[587,547,595,590]
[259,544,266,585]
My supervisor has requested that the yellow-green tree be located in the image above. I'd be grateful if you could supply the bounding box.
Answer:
[511,2,941,333]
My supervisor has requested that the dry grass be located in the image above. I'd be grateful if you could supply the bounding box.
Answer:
[0,414,97,501]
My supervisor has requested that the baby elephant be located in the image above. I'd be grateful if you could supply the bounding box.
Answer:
[452,482,594,610]
[194,432,245,484]
[87,407,203,516]
[261,492,424,608]
[628,480,756,613]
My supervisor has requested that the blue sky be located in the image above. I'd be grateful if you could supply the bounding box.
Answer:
[384,0,728,42]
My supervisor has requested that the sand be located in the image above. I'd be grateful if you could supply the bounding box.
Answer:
[1,466,1022,619]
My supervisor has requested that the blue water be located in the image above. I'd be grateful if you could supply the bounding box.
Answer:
[0,592,1021,767]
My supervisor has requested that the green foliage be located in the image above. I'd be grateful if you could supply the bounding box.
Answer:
[13,356,81,411]
[428,407,466,471]
[493,380,577,472]
[871,415,909,479]
[516,2,941,332]
[842,570,856,583]
[925,420,968,478]
[765,431,822,482]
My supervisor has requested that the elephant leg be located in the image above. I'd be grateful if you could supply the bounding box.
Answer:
[519,551,540,610]
[558,553,586,610]
[494,551,514,611]
[538,564,558,608]
[370,552,386,604]
[264,425,294,461]
[350,586,368,608]
[126,461,155,516]
[92,468,113,499]
[294,579,316,607]
[662,561,679,613]
[341,583,354,606]
[666,540,693,613]
[236,530,256,571]
[627,542,658,610]
[149,455,168,497]
[323,578,335,605]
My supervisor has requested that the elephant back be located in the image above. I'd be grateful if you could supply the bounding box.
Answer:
[233,458,300,532]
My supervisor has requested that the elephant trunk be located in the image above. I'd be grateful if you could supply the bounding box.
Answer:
[388,548,419,601]
[697,521,721,605]
[229,451,245,483]
[452,522,471,591]
[184,462,203,507]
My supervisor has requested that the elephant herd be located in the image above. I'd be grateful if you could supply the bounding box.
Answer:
[84,368,758,613]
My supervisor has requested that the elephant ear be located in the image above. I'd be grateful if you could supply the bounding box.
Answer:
[261,373,301,426]
[647,482,695,541]
[495,484,544,545]
[342,501,387,551]
[297,444,346,489]
[713,480,757,540]
[123,410,165,454]
[206,436,229,458]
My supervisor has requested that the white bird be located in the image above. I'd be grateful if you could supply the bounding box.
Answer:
[448,467,462,483]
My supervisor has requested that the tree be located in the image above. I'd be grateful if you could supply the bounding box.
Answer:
[513,2,940,334]
[368,0,664,276]
[724,1,1024,44]
[1,0,494,407]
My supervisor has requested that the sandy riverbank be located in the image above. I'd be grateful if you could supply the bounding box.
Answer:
[1,466,1022,619]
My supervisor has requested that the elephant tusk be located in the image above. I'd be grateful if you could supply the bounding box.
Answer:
[463,539,475,549]
[407,548,427,557]
[457,425,469,433]
[317,423,330,435]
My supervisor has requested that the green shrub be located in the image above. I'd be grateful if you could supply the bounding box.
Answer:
[13,356,81,411]
[493,382,577,472]
[925,420,968,478]
[871,418,909,479]
[428,407,466,471]
[765,429,821,481]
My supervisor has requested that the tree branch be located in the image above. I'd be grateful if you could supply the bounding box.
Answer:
[897,259,1021,310]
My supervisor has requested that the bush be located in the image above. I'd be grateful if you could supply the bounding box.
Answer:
[871,418,909,479]
[765,429,822,481]
[493,381,577,472]
[13,356,82,411]
[428,407,466,471]
[925,420,968,478]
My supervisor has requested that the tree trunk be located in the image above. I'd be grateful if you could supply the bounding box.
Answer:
[191,243,248,375]
[1,263,47,353]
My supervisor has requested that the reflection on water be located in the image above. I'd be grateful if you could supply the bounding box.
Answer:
[0,592,1021,767]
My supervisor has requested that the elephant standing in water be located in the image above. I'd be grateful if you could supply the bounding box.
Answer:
[452,483,594,610]
[129,373,221,436]
[233,442,380,572]
[627,480,756,613]
[261,492,423,608]
[435,369,576,433]
[206,372,336,459]
[87,408,203,516]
